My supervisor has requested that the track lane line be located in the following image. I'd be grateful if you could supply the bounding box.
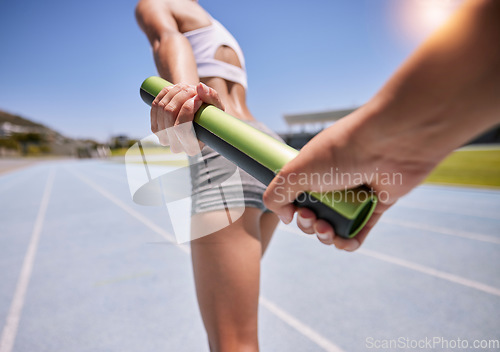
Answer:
[69,168,344,352]
[0,169,55,352]
[380,217,500,245]
[68,168,183,252]
[356,248,500,297]
[74,164,500,246]
[259,297,344,352]
[281,225,500,297]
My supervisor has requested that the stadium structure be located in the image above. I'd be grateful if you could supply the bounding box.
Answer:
[280,108,500,149]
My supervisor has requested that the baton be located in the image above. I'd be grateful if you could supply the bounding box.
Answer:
[140,76,377,238]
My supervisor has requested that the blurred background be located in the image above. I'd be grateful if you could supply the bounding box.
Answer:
[1,0,499,351]
[0,0,498,185]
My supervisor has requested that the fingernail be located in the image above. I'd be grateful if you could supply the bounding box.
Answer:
[278,215,292,224]
[316,231,330,241]
[344,241,360,252]
[315,225,331,241]
[297,214,312,228]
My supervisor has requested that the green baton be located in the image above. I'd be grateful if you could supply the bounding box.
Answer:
[140,76,377,238]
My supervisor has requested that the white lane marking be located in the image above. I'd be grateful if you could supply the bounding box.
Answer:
[379,218,500,245]
[281,225,500,297]
[357,249,500,297]
[0,169,55,352]
[68,169,187,253]
[259,297,345,352]
[71,170,342,351]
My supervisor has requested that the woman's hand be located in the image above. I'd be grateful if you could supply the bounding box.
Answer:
[150,82,224,156]
[262,107,439,252]
[265,0,500,251]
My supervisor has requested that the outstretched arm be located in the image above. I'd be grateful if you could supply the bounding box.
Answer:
[263,0,500,251]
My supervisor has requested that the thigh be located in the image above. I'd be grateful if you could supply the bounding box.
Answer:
[190,208,263,346]
[259,212,279,256]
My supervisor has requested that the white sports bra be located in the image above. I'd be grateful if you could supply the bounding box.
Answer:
[182,17,248,89]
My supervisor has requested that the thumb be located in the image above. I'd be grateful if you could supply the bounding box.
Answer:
[263,166,307,224]
[196,83,225,111]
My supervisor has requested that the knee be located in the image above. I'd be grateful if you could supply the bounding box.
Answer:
[209,335,259,352]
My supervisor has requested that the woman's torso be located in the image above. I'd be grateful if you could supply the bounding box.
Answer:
[169,0,255,121]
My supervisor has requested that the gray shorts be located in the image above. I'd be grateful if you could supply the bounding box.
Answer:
[188,120,285,215]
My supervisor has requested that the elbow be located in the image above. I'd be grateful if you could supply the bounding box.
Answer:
[134,0,147,30]
[152,32,186,54]
[151,36,162,53]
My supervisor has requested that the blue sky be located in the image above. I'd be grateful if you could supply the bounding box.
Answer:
[0,0,459,142]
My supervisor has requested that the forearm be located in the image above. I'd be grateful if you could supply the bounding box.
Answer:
[263,0,500,248]
[355,0,500,165]
[153,33,199,85]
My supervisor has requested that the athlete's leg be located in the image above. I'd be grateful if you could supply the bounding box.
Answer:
[259,212,279,256]
[190,207,264,352]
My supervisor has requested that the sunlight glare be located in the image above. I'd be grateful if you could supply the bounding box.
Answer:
[393,0,464,42]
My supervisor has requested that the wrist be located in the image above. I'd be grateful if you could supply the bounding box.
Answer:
[349,94,450,172]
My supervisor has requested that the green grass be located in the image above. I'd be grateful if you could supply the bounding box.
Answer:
[424,147,500,188]
[110,148,132,157]
[111,145,174,157]
[113,145,500,188]
[111,145,189,167]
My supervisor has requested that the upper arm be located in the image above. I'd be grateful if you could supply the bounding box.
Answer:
[135,0,179,47]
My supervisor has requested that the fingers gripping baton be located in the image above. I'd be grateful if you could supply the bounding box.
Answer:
[140,76,377,238]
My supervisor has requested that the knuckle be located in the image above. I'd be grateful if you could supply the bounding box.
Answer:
[278,168,296,186]
[262,190,273,204]
[183,99,195,112]
[163,103,175,114]
[262,191,269,203]
[178,84,190,92]
[208,89,218,98]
